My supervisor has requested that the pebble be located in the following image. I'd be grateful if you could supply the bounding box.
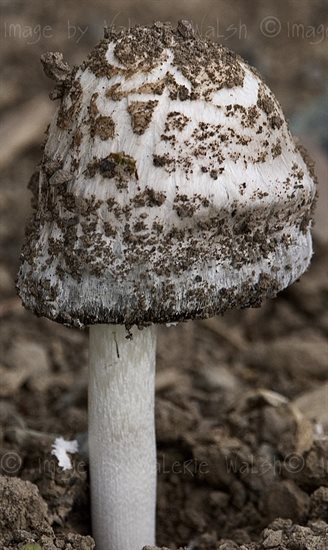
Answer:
[198,364,241,392]
[2,339,50,396]
[0,477,52,540]
[310,487,328,520]
[265,479,310,522]
[293,383,328,432]
[247,334,328,376]
[262,528,283,548]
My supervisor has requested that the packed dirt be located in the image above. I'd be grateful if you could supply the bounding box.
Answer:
[0,1,327,549]
[1,239,328,549]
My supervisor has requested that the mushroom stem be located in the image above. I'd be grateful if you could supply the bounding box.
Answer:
[89,324,157,550]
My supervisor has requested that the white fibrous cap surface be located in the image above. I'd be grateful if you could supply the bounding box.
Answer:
[18,22,317,327]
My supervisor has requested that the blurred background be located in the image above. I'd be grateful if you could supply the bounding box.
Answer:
[0,1,327,548]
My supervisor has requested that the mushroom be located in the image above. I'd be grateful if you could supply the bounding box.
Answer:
[17,21,316,550]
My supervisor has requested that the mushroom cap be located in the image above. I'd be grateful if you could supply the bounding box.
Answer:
[17,21,316,328]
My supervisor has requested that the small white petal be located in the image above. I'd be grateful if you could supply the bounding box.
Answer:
[51,436,79,470]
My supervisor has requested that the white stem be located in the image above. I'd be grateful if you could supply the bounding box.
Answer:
[89,324,157,550]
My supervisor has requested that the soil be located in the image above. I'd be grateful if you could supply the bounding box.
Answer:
[0,1,327,549]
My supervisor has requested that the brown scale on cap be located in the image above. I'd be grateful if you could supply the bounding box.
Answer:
[56,75,82,130]
[165,112,191,132]
[85,22,245,100]
[86,153,138,190]
[106,80,166,101]
[128,100,159,135]
[88,92,115,140]
[257,84,283,130]
[132,188,166,208]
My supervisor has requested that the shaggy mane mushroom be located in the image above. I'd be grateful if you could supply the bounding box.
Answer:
[17,20,316,550]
